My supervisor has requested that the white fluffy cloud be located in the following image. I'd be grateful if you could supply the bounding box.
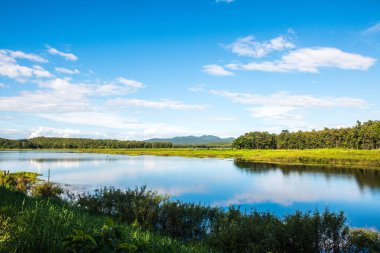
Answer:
[228,35,295,58]
[202,64,234,76]
[226,47,376,73]
[0,83,90,113]
[0,46,209,140]
[47,46,78,61]
[107,98,205,110]
[35,112,193,139]
[28,126,81,138]
[0,49,52,80]
[0,77,147,113]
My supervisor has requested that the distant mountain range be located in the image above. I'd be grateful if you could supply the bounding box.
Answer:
[145,135,235,145]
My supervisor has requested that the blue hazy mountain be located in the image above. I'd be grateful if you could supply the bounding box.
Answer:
[145,135,235,145]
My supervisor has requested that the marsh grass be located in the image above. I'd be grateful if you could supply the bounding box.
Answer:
[72,148,380,169]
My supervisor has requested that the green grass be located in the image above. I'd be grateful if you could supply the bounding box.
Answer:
[2,147,380,168]
[71,148,380,169]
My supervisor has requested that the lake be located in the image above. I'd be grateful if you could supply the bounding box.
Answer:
[1,151,379,230]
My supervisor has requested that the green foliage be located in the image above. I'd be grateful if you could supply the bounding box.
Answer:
[348,229,380,253]
[31,181,64,199]
[233,120,380,150]
[0,170,41,192]
[75,187,222,241]
[233,131,277,149]
[75,187,380,252]
[0,186,104,252]
[0,187,210,253]
[0,137,173,149]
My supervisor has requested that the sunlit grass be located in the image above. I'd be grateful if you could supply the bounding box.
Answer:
[72,148,380,169]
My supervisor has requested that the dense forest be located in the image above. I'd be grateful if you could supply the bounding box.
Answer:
[0,137,173,149]
[233,120,380,150]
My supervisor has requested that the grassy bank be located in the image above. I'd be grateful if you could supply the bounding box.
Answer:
[0,187,212,253]
[74,148,380,169]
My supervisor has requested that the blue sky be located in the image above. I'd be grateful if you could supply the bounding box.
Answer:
[1,0,380,140]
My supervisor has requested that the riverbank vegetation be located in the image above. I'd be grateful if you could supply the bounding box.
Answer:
[77,148,380,169]
[0,121,379,170]
[1,171,380,252]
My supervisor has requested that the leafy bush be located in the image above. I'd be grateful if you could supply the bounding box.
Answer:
[31,181,64,199]
[76,187,375,253]
[0,170,41,192]
[348,229,380,253]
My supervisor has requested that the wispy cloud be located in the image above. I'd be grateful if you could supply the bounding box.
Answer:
[0,49,52,81]
[46,46,78,61]
[188,84,205,93]
[4,49,47,63]
[94,77,145,96]
[210,90,369,108]
[215,0,234,3]
[202,64,234,76]
[116,77,145,88]
[107,98,205,110]
[228,35,295,58]
[210,89,369,129]
[363,22,380,35]
[209,116,236,121]
[55,67,80,75]
[226,47,376,73]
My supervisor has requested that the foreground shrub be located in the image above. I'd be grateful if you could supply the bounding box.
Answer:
[348,229,380,252]
[76,187,380,253]
[0,170,41,193]
[0,187,211,253]
[31,181,64,199]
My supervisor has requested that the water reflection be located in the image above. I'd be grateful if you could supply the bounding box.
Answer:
[234,160,380,192]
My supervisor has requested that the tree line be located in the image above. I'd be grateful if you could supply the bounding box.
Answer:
[0,137,173,149]
[233,120,380,150]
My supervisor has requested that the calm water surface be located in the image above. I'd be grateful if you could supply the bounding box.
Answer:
[1,151,379,229]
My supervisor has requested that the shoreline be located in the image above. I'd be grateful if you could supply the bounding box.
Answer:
[2,148,380,170]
